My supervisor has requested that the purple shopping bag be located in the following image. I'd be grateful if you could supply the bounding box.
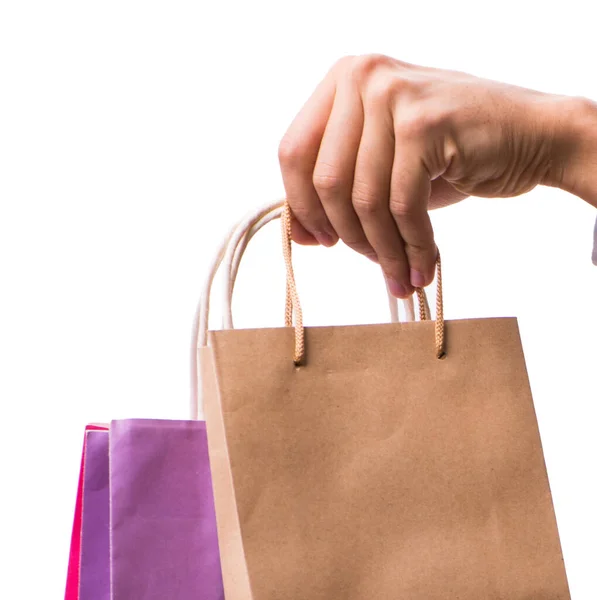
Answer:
[79,429,110,599]
[79,430,110,600]
[109,419,223,600]
[65,425,109,600]
[67,420,223,600]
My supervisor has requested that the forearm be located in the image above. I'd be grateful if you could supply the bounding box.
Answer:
[544,96,597,208]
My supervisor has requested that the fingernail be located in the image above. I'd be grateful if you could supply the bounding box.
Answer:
[410,269,426,288]
[387,278,410,299]
[313,231,335,247]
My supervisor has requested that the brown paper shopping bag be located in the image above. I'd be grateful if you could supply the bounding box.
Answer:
[198,201,570,600]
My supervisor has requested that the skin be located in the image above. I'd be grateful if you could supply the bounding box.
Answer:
[278,54,597,297]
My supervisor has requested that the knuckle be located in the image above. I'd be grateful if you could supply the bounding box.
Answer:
[389,198,415,219]
[278,135,309,169]
[352,186,383,216]
[364,69,414,111]
[312,169,344,196]
[349,53,391,83]
[386,75,412,100]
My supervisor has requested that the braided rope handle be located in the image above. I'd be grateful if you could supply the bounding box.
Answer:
[281,202,445,364]
[281,202,305,364]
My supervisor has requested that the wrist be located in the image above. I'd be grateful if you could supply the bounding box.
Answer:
[542,95,597,207]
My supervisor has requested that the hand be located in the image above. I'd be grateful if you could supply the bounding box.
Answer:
[278,54,595,297]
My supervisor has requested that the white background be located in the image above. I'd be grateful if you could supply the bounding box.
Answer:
[1,1,596,598]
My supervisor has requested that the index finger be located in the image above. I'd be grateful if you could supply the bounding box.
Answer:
[278,70,339,247]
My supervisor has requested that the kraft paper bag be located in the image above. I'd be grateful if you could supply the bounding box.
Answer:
[199,202,570,600]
